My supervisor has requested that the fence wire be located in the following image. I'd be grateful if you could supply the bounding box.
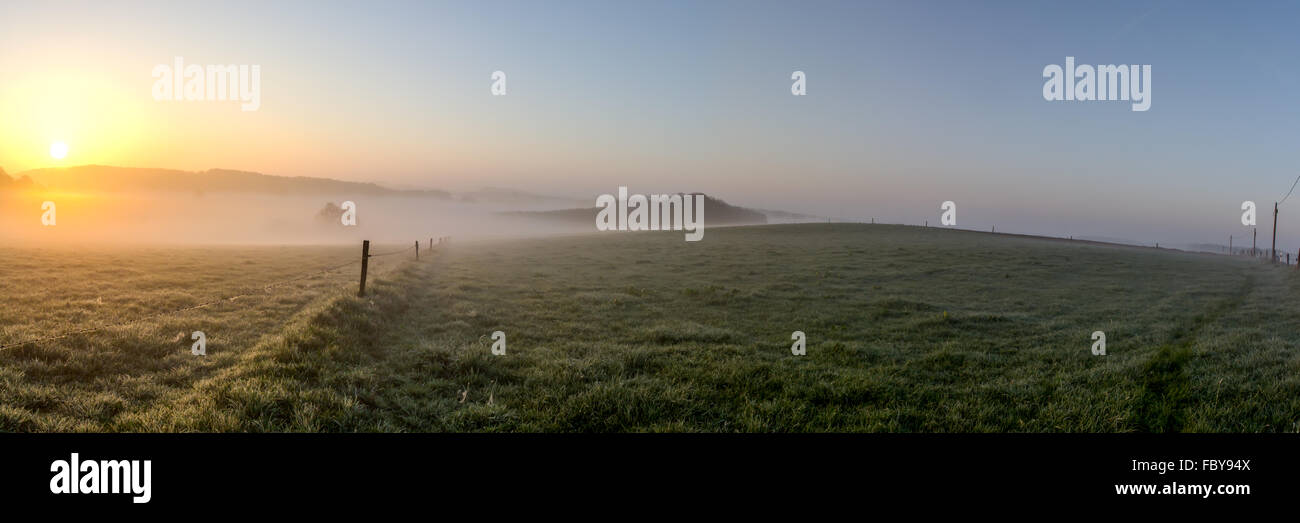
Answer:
[367,244,418,257]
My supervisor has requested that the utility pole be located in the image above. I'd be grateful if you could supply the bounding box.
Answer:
[1253,228,1257,257]
[1273,202,1279,263]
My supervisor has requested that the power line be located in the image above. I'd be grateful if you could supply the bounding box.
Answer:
[1280,173,1300,205]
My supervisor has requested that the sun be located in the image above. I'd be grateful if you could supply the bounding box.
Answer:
[50,141,69,160]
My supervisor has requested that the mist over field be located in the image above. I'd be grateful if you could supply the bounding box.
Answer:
[0,166,607,245]
[0,165,801,246]
[0,191,578,245]
[0,164,1265,255]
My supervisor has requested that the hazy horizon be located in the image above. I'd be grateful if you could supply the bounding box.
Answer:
[0,162,1271,253]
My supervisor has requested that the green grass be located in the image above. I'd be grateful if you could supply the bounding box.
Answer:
[4,224,1300,432]
[0,244,410,431]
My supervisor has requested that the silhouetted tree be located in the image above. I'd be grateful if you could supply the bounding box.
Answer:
[316,201,354,226]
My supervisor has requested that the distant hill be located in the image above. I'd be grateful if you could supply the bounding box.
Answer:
[20,165,453,199]
[457,187,586,207]
[502,194,768,227]
[11,165,781,229]
[759,208,824,223]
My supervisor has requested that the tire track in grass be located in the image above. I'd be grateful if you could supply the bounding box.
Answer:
[1132,344,1193,432]
[1131,272,1256,432]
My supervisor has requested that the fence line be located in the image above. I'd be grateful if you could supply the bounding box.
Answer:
[367,245,417,257]
[0,239,442,353]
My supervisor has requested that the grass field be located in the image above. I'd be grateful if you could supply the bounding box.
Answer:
[0,245,409,431]
[3,223,1299,432]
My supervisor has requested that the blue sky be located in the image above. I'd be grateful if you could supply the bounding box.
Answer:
[2,0,1299,247]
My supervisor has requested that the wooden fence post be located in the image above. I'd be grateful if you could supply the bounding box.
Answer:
[415,240,420,260]
[358,240,370,297]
